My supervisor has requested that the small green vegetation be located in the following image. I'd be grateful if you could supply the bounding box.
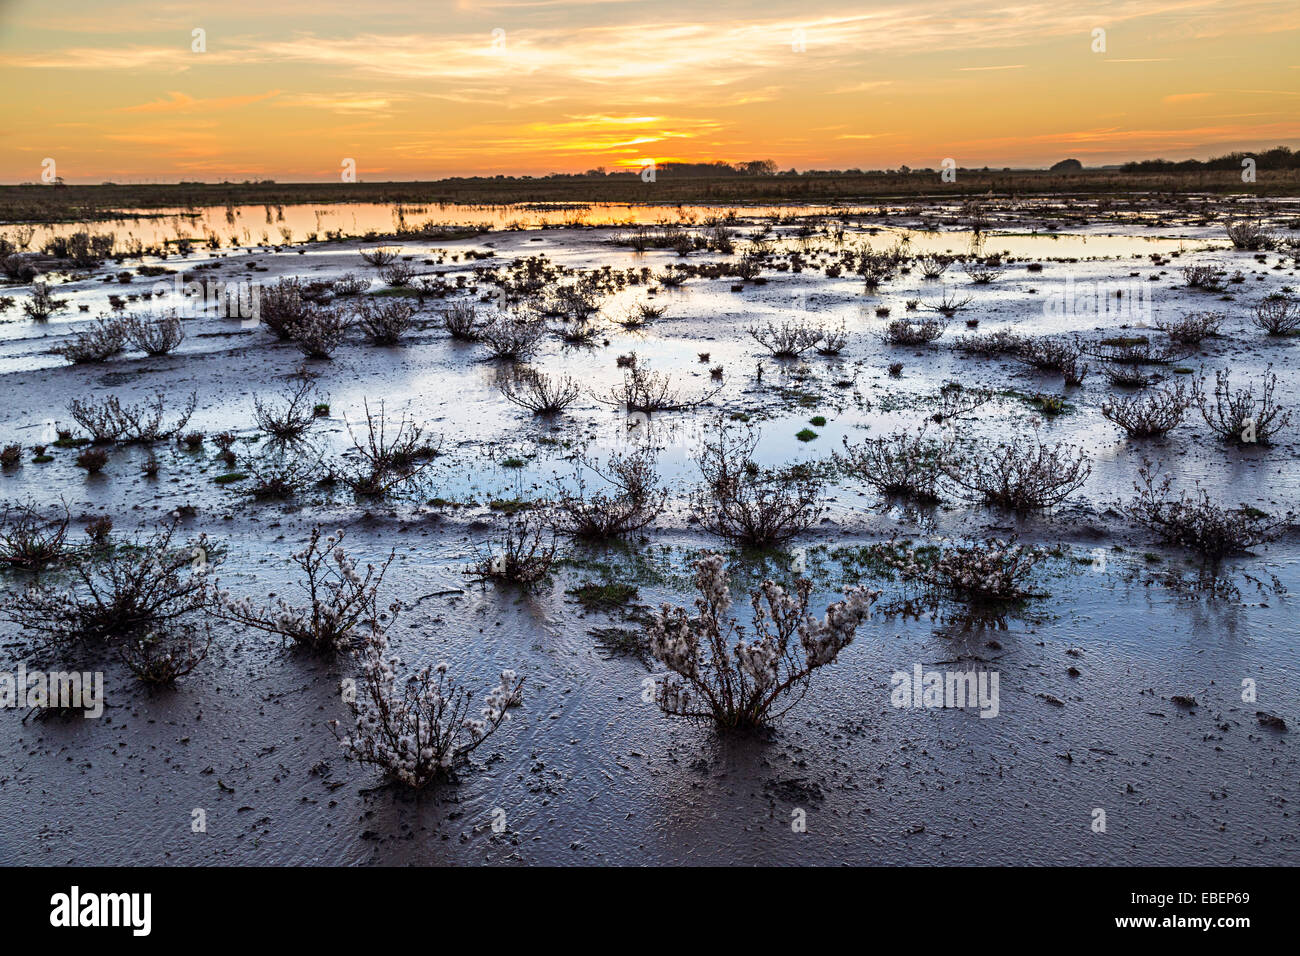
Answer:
[568,581,639,610]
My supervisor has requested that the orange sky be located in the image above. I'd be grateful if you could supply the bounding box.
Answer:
[2,0,1298,183]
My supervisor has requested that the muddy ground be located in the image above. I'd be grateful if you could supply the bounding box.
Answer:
[0,198,1297,865]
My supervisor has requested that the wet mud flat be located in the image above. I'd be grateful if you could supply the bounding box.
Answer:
[0,197,1297,864]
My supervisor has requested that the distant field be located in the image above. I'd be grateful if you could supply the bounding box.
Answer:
[5,168,1300,223]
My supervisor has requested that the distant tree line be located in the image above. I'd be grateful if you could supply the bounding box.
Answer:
[1122,145,1300,172]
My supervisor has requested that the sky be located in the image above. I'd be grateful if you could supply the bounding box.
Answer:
[1,0,1297,183]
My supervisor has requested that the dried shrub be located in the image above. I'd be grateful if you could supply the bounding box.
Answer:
[1225,220,1271,251]
[648,552,876,729]
[1,519,211,652]
[290,307,351,358]
[690,420,824,546]
[125,313,185,356]
[953,329,1025,357]
[1182,263,1225,291]
[921,290,973,317]
[120,629,210,684]
[1251,294,1300,336]
[875,536,1046,602]
[1104,365,1158,388]
[551,444,667,538]
[932,381,992,422]
[748,319,822,357]
[1101,382,1193,437]
[616,302,666,328]
[68,391,197,444]
[1088,337,1184,366]
[333,627,522,789]
[838,428,947,503]
[341,400,438,496]
[1016,336,1080,372]
[76,447,109,473]
[213,527,396,653]
[1124,462,1289,560]
[962,259,1005,284]
[595,365,721,414]
[242,440,325,499]
[474,513,558,587]
[1155,311,1222,345]
[356,299,414,345]
[916,254,951,279]
[498,367,581,415]
[332,273,370,296]
[1196,367,1292,445]
[879,316,947,346]
[259,278,312,339]
[24,283,66,320]
[943,432,1091,511]
[0,502,71,570]
[480,312,548,360]
[442,302,482,340]
[253,374,321,440]
[814,322,849,355]
[359,246,399,267]
[55,317,129,364]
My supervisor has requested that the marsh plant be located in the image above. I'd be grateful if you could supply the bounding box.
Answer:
[1123,463,1289,560]
[356,299,415,345]
[259,277,312,339]
[0,502,71,571]
[875,537,1046,602]
[442,302,482,340]
[2,518,212,654]
[333,626,523,789]
[24,282,68,320]
[943,432,1091,511]
[68,391,197,444]
[253,374,321,441]
[878,316,948,346]
[1155,311,1222,345]
[1251,294,1300,336]
[119,628,210,684]
[55,316,129,364]
[838,428,948,503]
[358,246,399,267]
[691,420,824,546]
[212,527,397,653]
[480,311,548,360]
[124,313,186,356]
[341,400,438,496]
[551,443,667,538]
[647,552,877,730]
[595,364,721,414]
[290,306,351,359]
[242,440,325,499]
[498,366,581,415]
[1101,381,1194,437]
[474,512,558,587]
[1196,367,1291,445]
[747,319,823,358]
[1225,220,1272,251]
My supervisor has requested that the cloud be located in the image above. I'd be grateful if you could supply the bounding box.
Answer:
[119,91,282,113]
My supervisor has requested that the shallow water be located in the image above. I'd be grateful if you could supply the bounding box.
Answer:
[1,199,1297,865]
